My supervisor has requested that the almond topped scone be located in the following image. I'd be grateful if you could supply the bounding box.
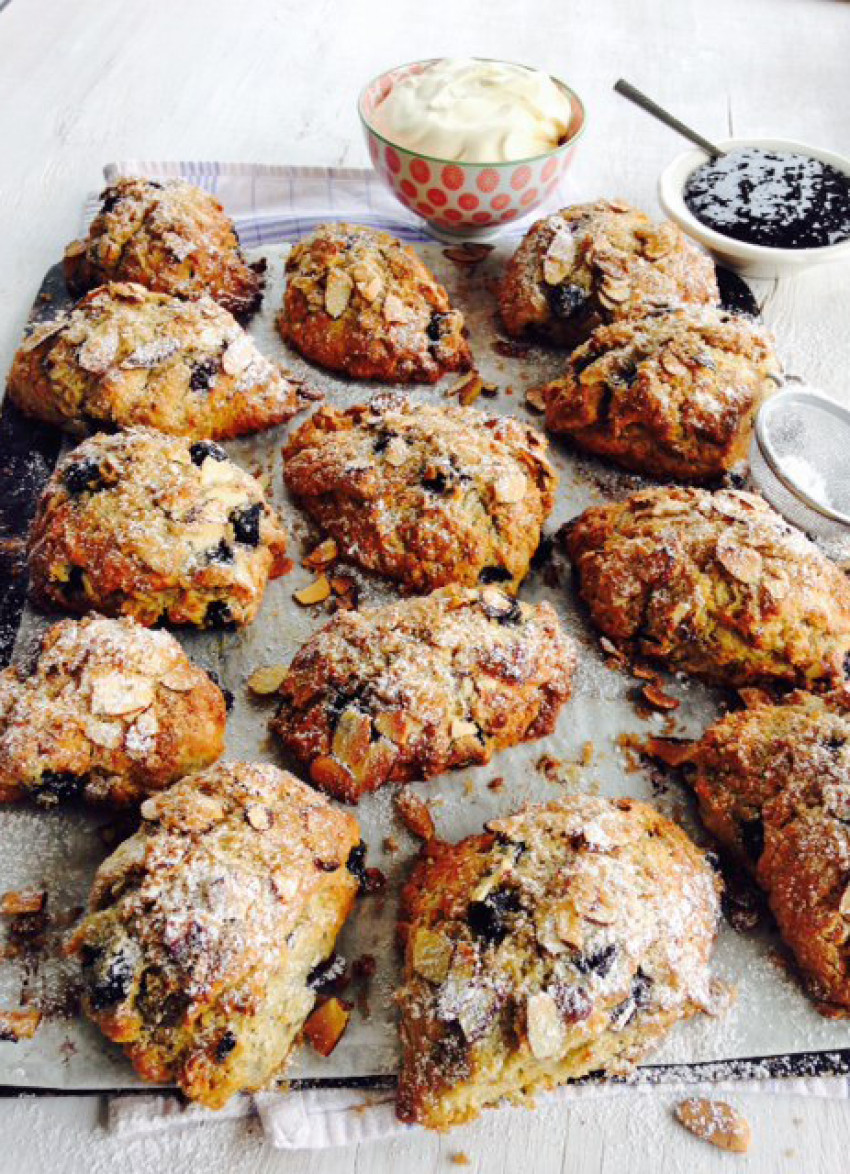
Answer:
[64,177,265,318]
[0,615,225,807]
[271,586,576,802]
[8,283,306,440]
[539,306,781,481]
[563,487,850,689]
[67,763,362,1108]
[278,222,471,382]
[28,428,289,629]
[283,395,557,593]
[396,795,722,1129]
[499,199,719,347]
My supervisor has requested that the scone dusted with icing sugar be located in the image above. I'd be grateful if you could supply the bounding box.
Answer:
[563,487,850,689]
[28,428,289,629]
[0,615,225,807]
[8,282,306,440]
[67,763,362,1108]
[283,394,557,593]
[278,222,472,382]
[691,690,850,1011]
[499,199,719,348]
[64,177,265,318]
[396,795,722,1129]
[271,585,576,802]
[539,305,781,482]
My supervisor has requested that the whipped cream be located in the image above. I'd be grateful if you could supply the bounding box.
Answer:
[370,58,573,163]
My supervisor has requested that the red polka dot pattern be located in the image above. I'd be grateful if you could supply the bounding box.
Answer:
[511,165,532,191]
[410,159,430,184]
[427,188,447,207]
[458,193,479,211]
[477,169,499,193]
[385,146,401,174]
[442,165,464,191]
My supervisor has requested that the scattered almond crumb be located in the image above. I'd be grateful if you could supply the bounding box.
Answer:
[642,683,680,712]
[394,788,436,841]
[643,737,697,768]
[382,835,399,855]
[450,1154,471,1167]
[581,741,594,766]
[487,776,505,792]
[246,664,287,695]
[294,574,331,606]
[674,1098,751,1153]
[1,891,46,916]
[303,537,338,570]
[463,777,475,796]
[525,385,546,412]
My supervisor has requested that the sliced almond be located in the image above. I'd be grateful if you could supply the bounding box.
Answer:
[1,891,45,916]
[839,885,850,918]
[90,671,155,717]
[310,755,355,793]
[642,683,680,712]
[493,470,527,504]
[382,292,408,323]
[86,717,123,749]
[247,664,288,695]
[375,711,421,749]
[0,1010,42,1042]
[304,997,350,1057]
[77,328,119,374]
[526,991,566,1060]
[450,718,479,742]
[660,349,689,379]
[599,280,631,305]
[543,230,576,285]
[158,662,199,693]
[525,385,547,413]
[245,803,274,832]
[294,574,331,605]
[332,708,373,771]
[455,374,483,407]
[737,687,773,710]
[303,538,338,570]
[411,927,453,982]
[644,737,697,768]
[394,787,435,840]
[716,535,763,584]
[324,268,354,318]
[480,585,517,618]
[221,334,255,376]
[554,903,585,950]
[140,798,159,821]
[674,1099,751,1153]
[21,320,66,353]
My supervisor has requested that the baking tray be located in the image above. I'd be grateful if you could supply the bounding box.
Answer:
[0,237,848,1095]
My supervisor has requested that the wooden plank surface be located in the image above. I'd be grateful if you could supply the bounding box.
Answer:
[0,0,849,1169]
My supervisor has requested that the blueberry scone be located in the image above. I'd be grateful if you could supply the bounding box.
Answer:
[283,395,557,593]
[563,487,850,689]
[66,763,362,1107]
[0,615,225,806]
[278,222,471,382]
[539,306,781,481]
[691,691,850,1009]
[8,283,305,440]
[64,178,265,318]
[499,199,719,347]
[28,428,289,628]
[271,585,576,802]
[396,795,721,1129]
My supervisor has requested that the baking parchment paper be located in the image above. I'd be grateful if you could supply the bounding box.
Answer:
[0,241,848,1091]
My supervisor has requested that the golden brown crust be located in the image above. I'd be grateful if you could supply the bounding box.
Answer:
[64,178,264,318]
[283,394,557,594]
[67,763,361,1108]
[28,428,289,628]
[271,585,576,802]
[499,199,719,347]
[277,222,472,382]
[540,307,781,481]
[0,616,225,806]
[563,487,850,689]
[691,690,850,1009]
[396,796,721,1129]
[8,283,305,440]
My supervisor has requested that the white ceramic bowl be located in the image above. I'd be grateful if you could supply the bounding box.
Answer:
[658,137,850,279]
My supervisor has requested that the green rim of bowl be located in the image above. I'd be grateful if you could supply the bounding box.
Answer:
[357,56,587,170]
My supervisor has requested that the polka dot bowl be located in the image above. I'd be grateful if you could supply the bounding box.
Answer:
[358,58,587,241]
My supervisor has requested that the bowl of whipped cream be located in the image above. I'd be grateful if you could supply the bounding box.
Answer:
[359,57,586,240]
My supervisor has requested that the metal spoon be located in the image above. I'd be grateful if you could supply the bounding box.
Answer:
[614,79,725,158]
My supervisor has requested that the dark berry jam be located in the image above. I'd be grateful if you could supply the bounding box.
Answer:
[683,148,850,249]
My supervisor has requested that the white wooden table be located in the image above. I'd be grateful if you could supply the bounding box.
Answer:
[1,0,849,1170]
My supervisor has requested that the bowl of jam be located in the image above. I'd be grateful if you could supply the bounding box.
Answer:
[658,137,850,278]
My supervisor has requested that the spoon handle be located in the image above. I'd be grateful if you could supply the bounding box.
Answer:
[614,79,725,158]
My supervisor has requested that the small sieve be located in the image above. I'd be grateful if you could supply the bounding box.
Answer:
[750,385,850,543]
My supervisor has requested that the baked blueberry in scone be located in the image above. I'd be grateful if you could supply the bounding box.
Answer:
[395,795,722,1129]
[277,222,472,382]
[499,199,718,348]
[691,690,850,1010]
[66,763,362,1108]
[282,394,557,594]
[64,177,265,318]
[0,615,226,807]
[563,487,850,689]
[27,427,289,629]
[538,305,781,482]
[271,585,576,802]
[8,283,307,440]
